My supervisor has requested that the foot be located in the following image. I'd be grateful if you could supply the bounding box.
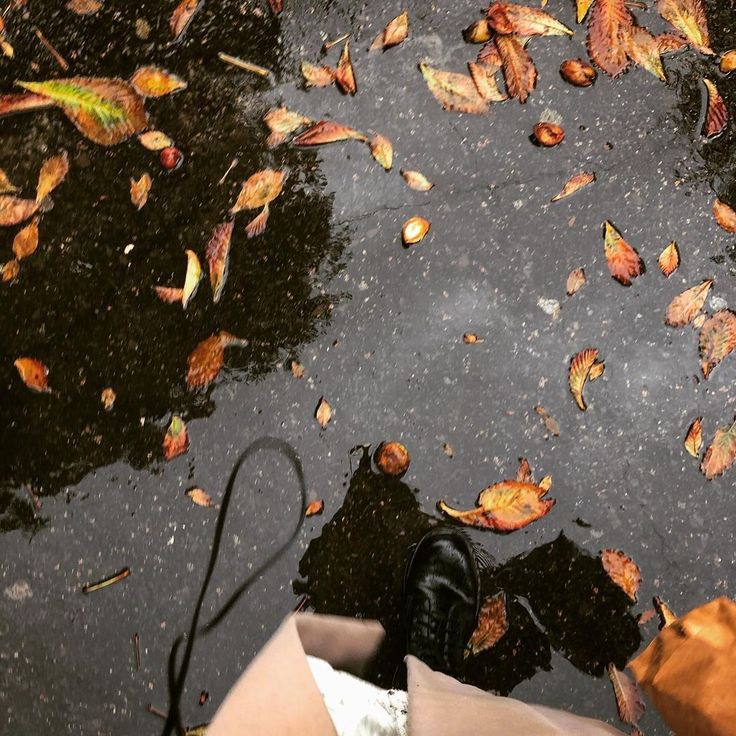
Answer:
[402,526,481,677]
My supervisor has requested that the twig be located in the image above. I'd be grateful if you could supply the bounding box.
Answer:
[33,26,69,71]
[293,594,310,613]
[218,158,238,185]
[82,567,130,594]
[133,632,141,671]
[217,52,272,79]
[146,704,168,719]
[322,33,349,52]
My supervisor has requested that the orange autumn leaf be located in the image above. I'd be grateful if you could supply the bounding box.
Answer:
[607,663,645,725]
[186,331,249,390]
[665,279,713,327]
[589,361,605,380]
[658,241,680,277]
[230,169,285,238]
[713,198,736,233]
[699,309,736,378]
[264,106,312,148]
[587,0,633,77]
[419,62,488,114]
[624,25,666,81]
[656,32,689,54]
[138,130,174,150]
[515,456,533,483]
[163,415,189,460]
[101,386,116,411]
[186,487,214,507]
[495,35,537,103]
[703,79,729,138]
[370,10,409,51]
[292,120,367,145]
[477,40,503,70]
[466,592,508,656]
[467,61,508,102]
[569,347,601,411]
[721,49,736,73]
[657,0,711,53]
[36,150,69,202]
[577,0,594,23]
[0,167,18,195]
[401,169,433,191]
[601,549,642,602]
[700,418,736,479]
[335,40,357,95]
[0,195,40,226]
[487,2,573,37]
[301,61,336,88]
[130,173,151,209]
[551,171,595,202]
[171,0,200,41]
[14,357,51,393]
[684,416,703,458]
[369,133,393,171]
[67,0,102,14]
[315,396,333,428]
[12,219,39,260]
[154,286,184,304]
[603,221,644,286]
[131,66,187,97]
[2,259,20,282]
[566,267,587,296]
[205,221,234,304]
[305,499,325,517]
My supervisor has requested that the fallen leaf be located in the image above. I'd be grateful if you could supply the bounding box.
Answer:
[464,19,493,44]
[701,417,736,479]
[466,592,508,656]
[186,487,214,507]
[370,10,409,51]
[163,415,189,460]
[0,196,40,227]
[587,0,633,77]
[463,332,483,344]
[699,309,736,378]
[657,0,711,53]
[290,360,305,379]
[182,249,201,309]
[131,67,187,97]
[263,106,312,147]
[154,286,184,304]
[477,40,503,69]
[624,25,666,81]
[14,357,51,393]
[231,168,285,238]
[402,216,430,245]
[292,120,367,145]
[654,596,677,628]
[658,241,680,277]
[601,549,642,601]
[2,259,20,282]
[560,58,598,86]
[577,0,594,23]
[305,499,324,516]
[170,0,200,41]
[607,663,645,725]
[205,222,234,304]
[101,387,116,410]
[713,198,736,232]
[419,62,489,114]
[130,173,151,209]
[656,32,689,54]
[36,150,69,202]
[684,416,703,458]
[12,219,39,260]
[566,267,587,296]
[535,405,560,436]
[186,331,249,390]
[467,61,508,102]
[487,2,573,37]
[569,348,601,411]
[0,168,18,194]
[721,50,736,73]
[442,442,454,458]
[369,133,393,170]
[335,40,357,95]
[552,172,595,202]
[603,221,644,286]
[138,130,174,151]
[401,169,434,191]
[301,61,336,88]
[495,35,537,103]
[67,0,103,14]
[703,79,729,138]
[315,397,333,428]
[589,361,605,380]
[516,457,532,483]
[17,77,148,146]
[665,279,713,327]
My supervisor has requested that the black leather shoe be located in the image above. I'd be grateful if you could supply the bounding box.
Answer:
[403,526,481,677]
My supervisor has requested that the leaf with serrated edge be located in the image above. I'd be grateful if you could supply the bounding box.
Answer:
[369,134,393,170]
[552,172,595,202]
[658,241,680,276]
[587,0,632,77]
[419,62,488,114]
[293,120,367,145]
[699,309,736,378]
[665,279,712,327]
[569,348,599,411]
[205,222,233,304]
[713,198,736,232]
[171,0,200,40]
[625,25,666,81]
[467,62,508,102]
[684,416,703,458]
[370,10,409,51]
[496,35,537,103]
[566,267,587,296]
[401,170,433,191]
[516,457,532,483]
[607,664,645,725]
[603,221,644,285]
[703,79,729,138]
[131,67,187,98]
[36,151,69,202]
[701,418,736,479]
[0,196,40,227]
[335,40,357,95]
[487,2,573,37]
[12,219,39,260]
[602,549,642,602]
[14,357,51,392]
[301,61,336,88]
[231,169,285,213]
[466,593,508,656]
[657,0,711,53]
[186,331,248,390]
[182,249,201,309]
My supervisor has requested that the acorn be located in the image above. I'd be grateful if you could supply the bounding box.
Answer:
[160,146,184,171]
[559,58,597,87]
[463,19,492,44]
[402,216,430,245]
[374,441,410,477]
[533,122,565,147]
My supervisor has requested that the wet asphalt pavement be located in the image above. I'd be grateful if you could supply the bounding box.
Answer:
[1,1,735,734]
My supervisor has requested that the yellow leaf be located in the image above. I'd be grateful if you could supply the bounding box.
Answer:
[131,66,188,97]
[419,62,489,114]
[551,171,595,202]
[657,241,680,276]
[684,416,703,458]
[182,249,201,309]
[315,397,333,428]
[569,348,599,411]
[369,133,393,171]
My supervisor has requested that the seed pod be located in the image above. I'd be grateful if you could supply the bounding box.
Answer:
[559,58,597,87]
[533,122,565,147]
[463,19,492,44]
[374,441,410,477]
[160,146,184,171]
[402,216,430,245]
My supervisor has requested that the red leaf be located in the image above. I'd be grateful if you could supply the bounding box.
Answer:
[603,221,644,286]
[587,0,633,77]
[607,663,645,725]
[495,35,537,103]
[205,222,234,303]
[703,79,729,138]
[163,415,189,460]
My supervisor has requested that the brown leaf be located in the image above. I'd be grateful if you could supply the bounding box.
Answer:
[657,241,680,276]
[301,61,336,88]
[263,106,312,147]
[130,173,151,209]
[713,198,736,232]
[566,267,587,296]
[163,415,189,460]
[36,150,69,202]
[67,0,103,14]
[402,216,430,245]
[186,331,249,390]
[466,593,508,656]
[467,61,508,102]
[487,2,573,37]
[401,169,434,191]
[205,222,233,303]
[0,196,40,226]
[419,62,489,114]
[603,221,644,286]
[463,332,484,344]
[589,361,606,380]
[560,58,598,87]
[587,0,633,77]
[170,0,200,41]
[101,387,116,410]
[535,405,561,436]
[684,416,703,458]
[315,397,333,428]
[601,549,642,602]
[699,309,736,378]
[607,663,645,725]
[186,487,214,507]
[335,40,357,95]
[656,32,689,54]
[138,130,174,150]
[701,417,736,479]
[292,120,367,145]
[14,357,51,393]
[638,609,657,625]
[12,219,39,260]
[370,10,409,51]
[552,172,595,202]
[154,286,184,304]
[624,25,666,81]
[703,79,729,138]
[369,133,393,170]
[290,360,305,379]
[665,279,713,327]
[0,168,18,194]
[657,0,711,53]
[305,499,324,517]
[569,347,600,411]
[2,259,20,282]
[721,49,736,73]
[131,67,187,97]
[495,35,537,103]
[230,169,285,213]
[477,40,503,70]
[516,457,532,483]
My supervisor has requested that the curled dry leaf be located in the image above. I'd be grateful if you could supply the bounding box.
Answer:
[700,417,736,480]
[658,241,680,277]
[401,169,433,191]
[601,549,642,602]
[577,0,594,23]
[721,50,736,74]
[36,150,69,202]
[657,0,711,53]
[684,416,703,458]
[264,106,313,148]
[14,357,51,393]
[231,169,285,238]
[654,595,677,628]
[516,457,532,483]
[12,219,39,260]
[301,61,336,88]
[603,221,644,286]
[131,67,187,98]
[569,347,602,411]
[0,196,40,227]
[292,120,367,145]
[305,499,325,517]
[0,168,18,195]
[171,0,200,41]
[370,10,409,51]
[535,405,560,436]
[587,0,633,78]
[533,122,564,147]
[182,249,201,309]
[130,173,151,209]
[154,286,184,304]
[713,198,736,232]
[2,259,20,282]
[477,40,503,70]
[163,415,189,460]
[205,222,234,304]
[369,134,393,171]
[553,172,595,202]
[402,216,430,245]
[463,332,483,344]
[101,387,116,411]
[589,361,605,380]
[466,592,508,656]
[607,663,645,726]
[335,40,357,95]
[560,58,597,87]
[625,25,666,82]
[495,35,537,103]
[186,487,214,507]
[566,267,587,296]
[467,61,508,102]
[702,79,729,139]
[665,279,712,327]
[315,397,333,428]
[67,0,102,15]
[419,62,488,114]
[138,130,174,150]
[290,360,305,379]
[699,309,736,378]
[487,2,573,37]
[186,331,249,390]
